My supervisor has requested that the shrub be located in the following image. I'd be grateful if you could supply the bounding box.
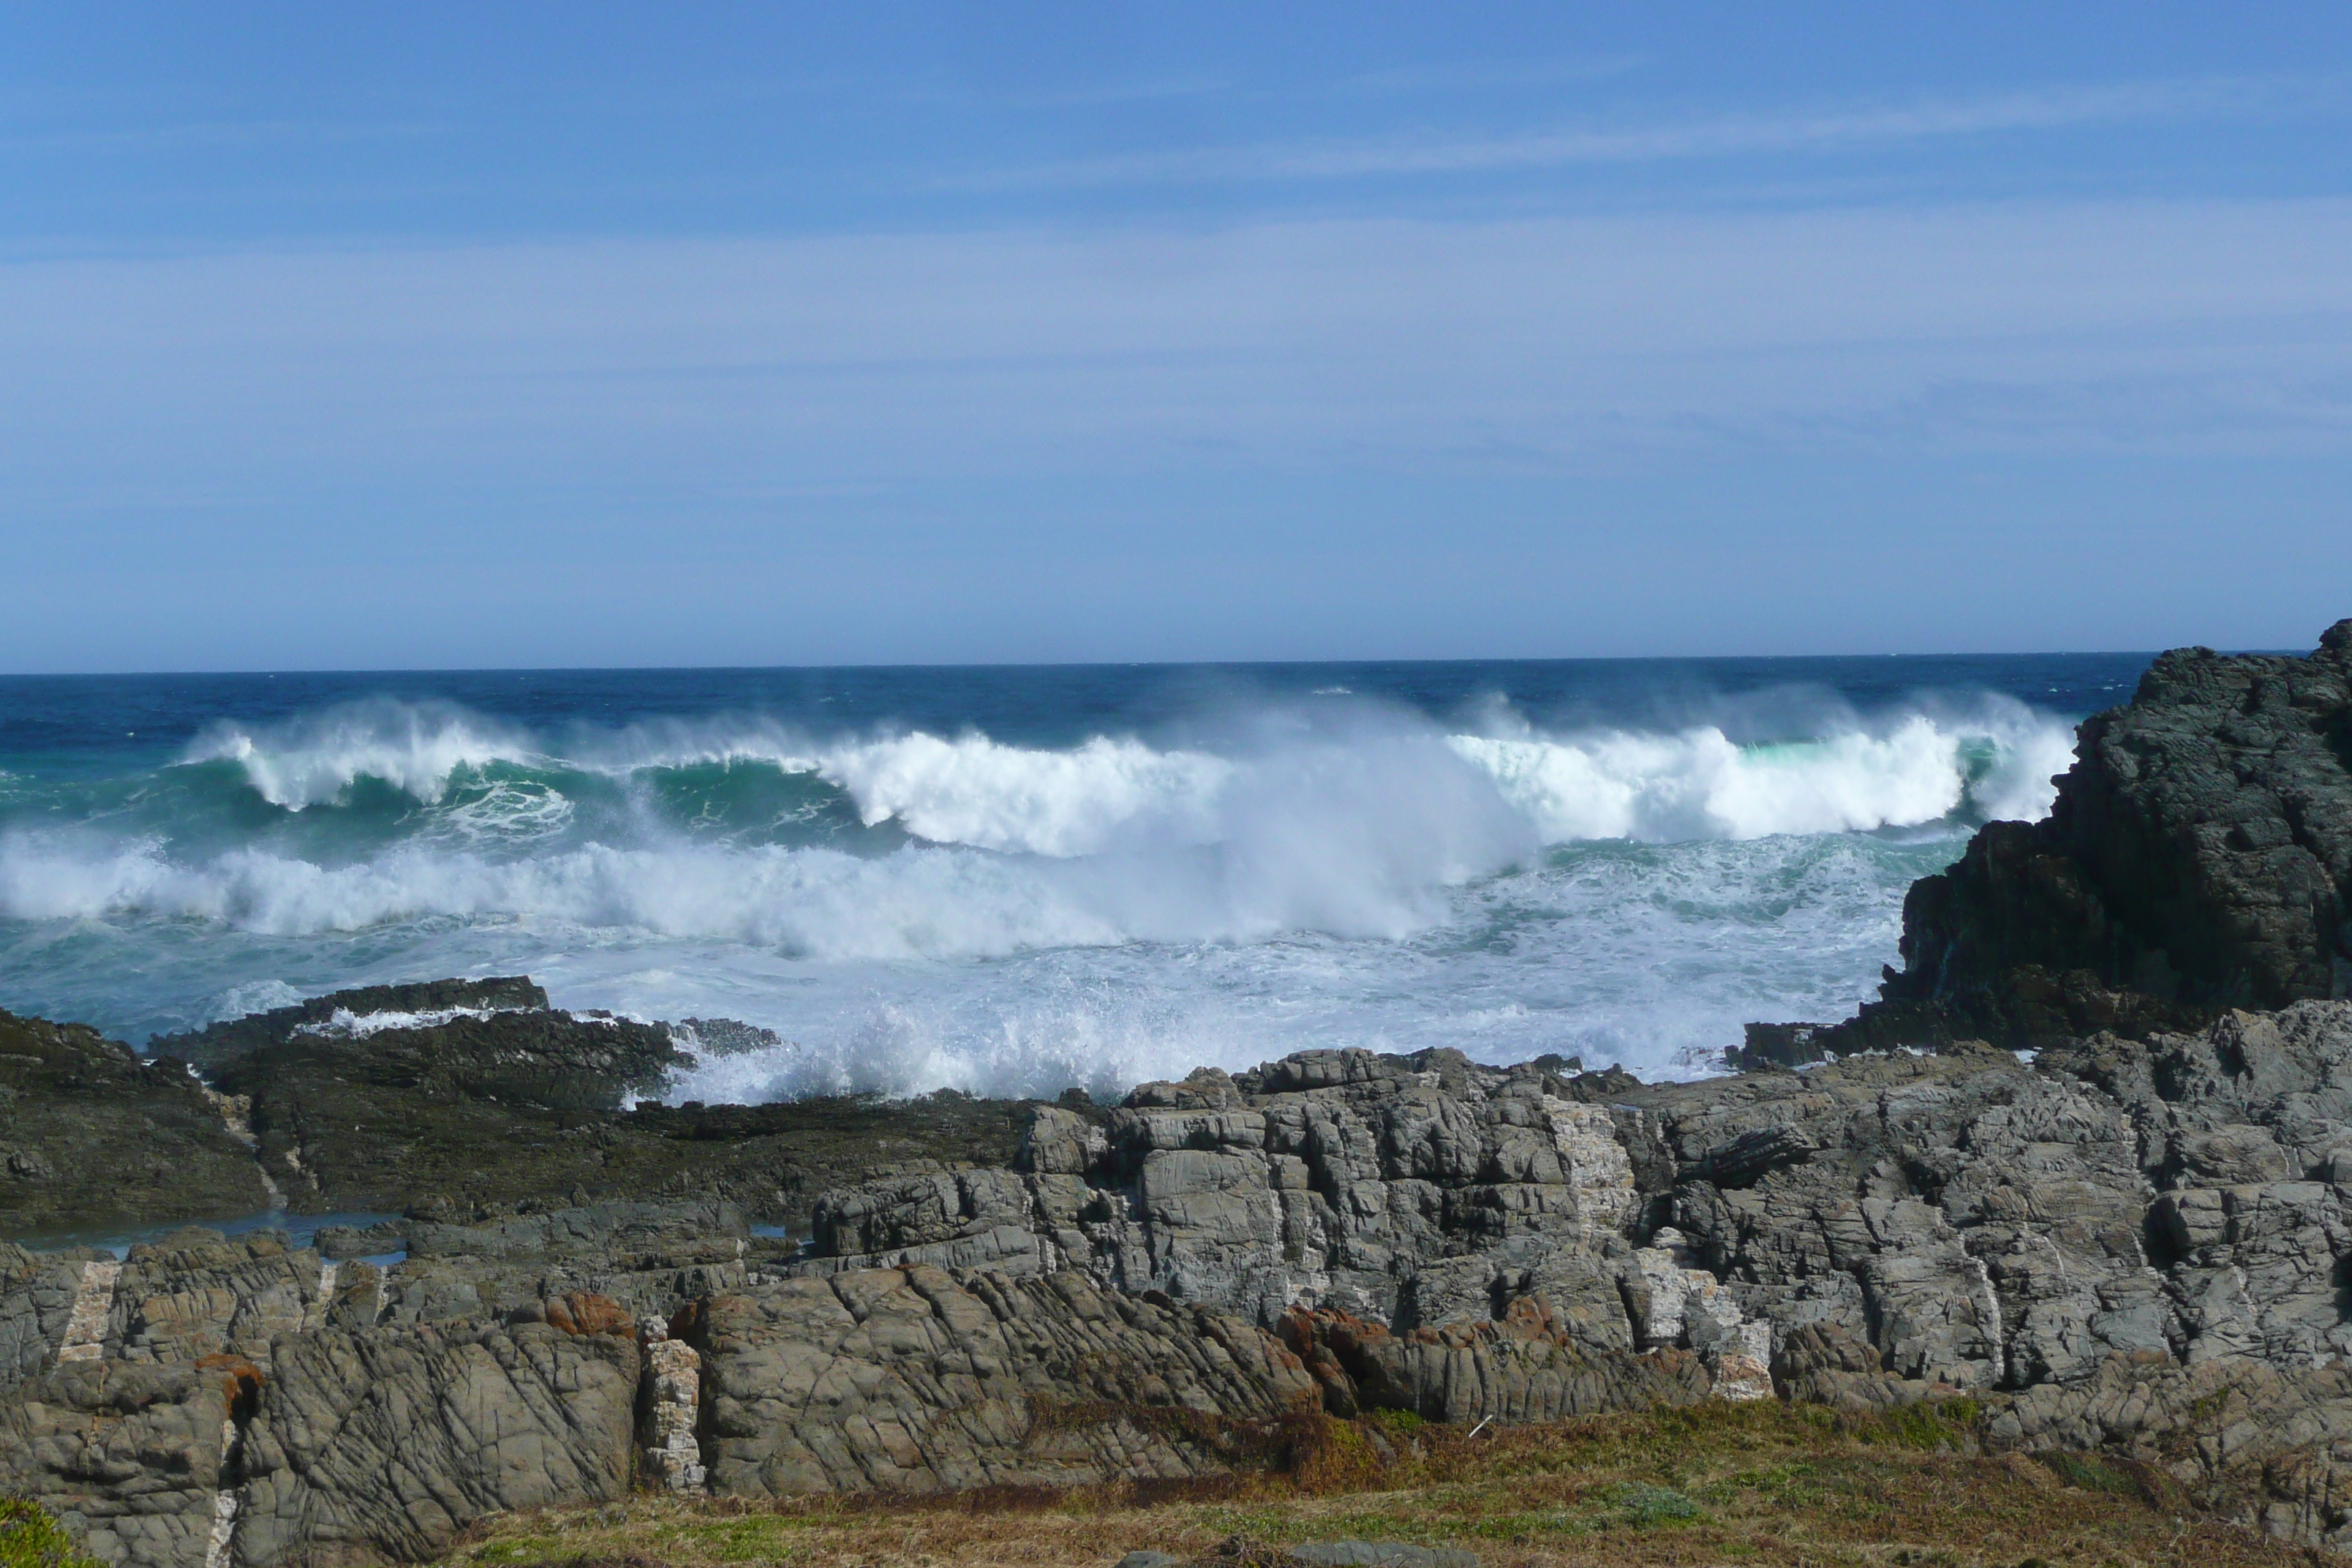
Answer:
[0,1500,103,1568]
[1605,1482,1703,1527]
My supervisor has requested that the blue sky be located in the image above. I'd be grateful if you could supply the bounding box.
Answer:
[3,3,2350,670]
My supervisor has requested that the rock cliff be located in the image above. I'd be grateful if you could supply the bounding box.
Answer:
[1746,620,2352,1066]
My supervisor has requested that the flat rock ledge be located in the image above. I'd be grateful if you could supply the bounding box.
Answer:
[20,1007,2352,1563]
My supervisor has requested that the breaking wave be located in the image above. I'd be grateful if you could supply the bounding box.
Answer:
[0,681,2091,1087]
[165,693,2073,857]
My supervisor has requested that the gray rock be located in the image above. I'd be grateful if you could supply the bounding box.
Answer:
[1281,1544,1480,1568]
[234,1318,638,1567]
[107,1229,325,1369]
[0,1359,230,1568]
[29,992,2352,1561]
[692,1263,1318,1496]
[0,1243,102,1383]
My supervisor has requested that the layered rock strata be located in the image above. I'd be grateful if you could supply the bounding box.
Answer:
[24,1008,2352,1561]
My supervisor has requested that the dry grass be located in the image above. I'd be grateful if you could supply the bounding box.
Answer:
[437,1401,2318,1568]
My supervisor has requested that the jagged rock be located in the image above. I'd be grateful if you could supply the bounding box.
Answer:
[804,1047,1771,1391]
[105,1229,326,1371]
[148,977,550,1068]
[689,1264,1319,1495]
[0,1009,272,1233]
[1774,622,2352,1062]
[233,1319,638,1567]
[25,993,2352,1561]
[0,1358,232,1568]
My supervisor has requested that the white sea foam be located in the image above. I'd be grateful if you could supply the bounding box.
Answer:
[1447,698,2070,842]
[294,1005,505,1037]
[29,694,2083,962]
[0,777,1503,953]
[817,732,1232,856]
[14,690,2082,1093]
[183,699,541,809]
[177,695,2076,855]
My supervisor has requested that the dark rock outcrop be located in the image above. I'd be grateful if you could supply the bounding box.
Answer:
[0,1009,273,1235]
[1765,622,2352,1064]
[148,976,551,1068]
[123,983,1036,1224]
[202,1000,687,1119]
[1853,620,2352,1062]
[1918,620,2352,1011]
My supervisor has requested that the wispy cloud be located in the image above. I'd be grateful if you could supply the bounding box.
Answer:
[4,196,2351,486]
[1333,55,1646,96]
[959,76,2335,189]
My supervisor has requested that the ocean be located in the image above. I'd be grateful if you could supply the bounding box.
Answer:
[0,654,2146,1099]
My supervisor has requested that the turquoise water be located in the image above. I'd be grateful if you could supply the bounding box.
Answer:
[0,655,2146,1093]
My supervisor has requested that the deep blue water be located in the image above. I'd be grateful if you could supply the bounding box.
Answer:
[0,652,2149,1093]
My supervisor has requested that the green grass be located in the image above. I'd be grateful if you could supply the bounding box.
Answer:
[435,1398,2307,1568]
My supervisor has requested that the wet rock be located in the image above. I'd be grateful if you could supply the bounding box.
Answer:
[0,1009,272,1234]
[1793,622,2352,1058]
[148,977,550,1068]
[148,984,1036,1224]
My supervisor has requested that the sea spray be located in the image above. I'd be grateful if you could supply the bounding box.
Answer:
[0,656,2138,1088]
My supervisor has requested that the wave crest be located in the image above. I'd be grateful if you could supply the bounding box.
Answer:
[1450,701,2071,842]
[170,694,2075,861]
[183,698,540,810]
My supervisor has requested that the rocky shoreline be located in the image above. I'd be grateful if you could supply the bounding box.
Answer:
[4,622,2351,1568]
